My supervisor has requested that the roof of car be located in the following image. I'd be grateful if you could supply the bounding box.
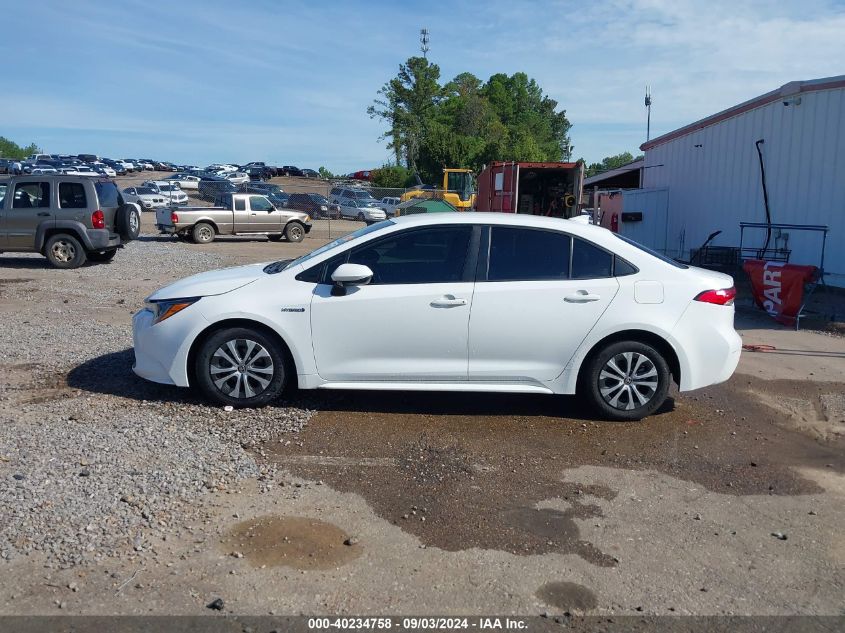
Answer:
[391,211,610,237]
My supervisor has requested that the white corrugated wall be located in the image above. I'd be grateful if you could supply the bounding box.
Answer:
[641,86,844,286]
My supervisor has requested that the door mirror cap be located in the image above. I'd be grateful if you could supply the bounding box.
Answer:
[331,263,373,286]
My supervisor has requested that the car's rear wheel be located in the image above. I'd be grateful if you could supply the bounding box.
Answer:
[192,222,215,244]
[195,327,287,407]
[356,212,365,222]
[87,249,117,263]
[285,222,305,242]
[45,234,87,269]
[583,340,671,421]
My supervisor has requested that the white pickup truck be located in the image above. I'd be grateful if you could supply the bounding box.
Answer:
[155,193,312,243]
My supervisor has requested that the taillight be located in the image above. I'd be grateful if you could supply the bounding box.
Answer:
[91,209,105,229]
[170,211,179,223]
[694,287,736,306]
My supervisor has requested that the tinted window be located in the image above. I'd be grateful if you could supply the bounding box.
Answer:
[13,182,50,209]
[348,226,473,285]
[488,227,570,281]
[615,256,638,276]
[94,181,120,208]
[59,182,87,208]
[571,237,613,279]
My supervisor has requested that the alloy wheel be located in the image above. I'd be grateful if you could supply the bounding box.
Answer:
[51,240,76,263]
[598,351,659,411]
[209,339,274,399]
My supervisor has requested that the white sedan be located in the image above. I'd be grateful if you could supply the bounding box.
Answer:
[143,181,189,205]
[132,213,741,421]
[335,197,387,223]
[165,173,201,190]
[224,171,249,185]
[122,186,167,211]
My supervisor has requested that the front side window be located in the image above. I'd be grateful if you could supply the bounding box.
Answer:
[250,196,273,211]
[348,226,473,285]
[59,182,87,208]
[13,182,50,209]
[488,227,570,281]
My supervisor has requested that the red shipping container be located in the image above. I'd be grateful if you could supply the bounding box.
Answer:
[742,260,819,327]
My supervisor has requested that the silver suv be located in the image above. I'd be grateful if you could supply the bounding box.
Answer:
[0,175,140,268]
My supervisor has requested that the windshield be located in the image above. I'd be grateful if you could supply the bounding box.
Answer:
[264,220,395,274]
[352,190,375,200]
[614,233,688,269]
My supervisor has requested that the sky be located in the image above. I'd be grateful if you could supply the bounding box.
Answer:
[2,0,843,172]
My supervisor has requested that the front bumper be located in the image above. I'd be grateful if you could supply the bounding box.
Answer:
[132,307,204,387]
[303,222,313,234]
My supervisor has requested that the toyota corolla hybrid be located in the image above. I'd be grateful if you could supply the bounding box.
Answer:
[132,213,741,420]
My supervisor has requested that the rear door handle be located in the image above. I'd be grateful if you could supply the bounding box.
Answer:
[37,212,50,217]
[564,291,601,303]
[431,295,467,308]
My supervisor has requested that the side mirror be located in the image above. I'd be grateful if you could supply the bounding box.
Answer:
[330,263,373,296]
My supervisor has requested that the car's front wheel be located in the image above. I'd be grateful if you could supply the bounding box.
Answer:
[582,340,671,421]
[194,327,287,407]
[285,222,305,242]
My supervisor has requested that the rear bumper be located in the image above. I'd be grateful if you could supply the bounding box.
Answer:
[86,229,121,250]
[672,303,742,391]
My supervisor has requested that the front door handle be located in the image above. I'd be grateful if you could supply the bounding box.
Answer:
[564,291,601,303]
[431,295,467,308]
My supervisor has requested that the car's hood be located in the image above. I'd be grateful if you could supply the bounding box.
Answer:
[147,263,267,300]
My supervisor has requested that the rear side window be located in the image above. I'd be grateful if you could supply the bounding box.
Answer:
[13,182,50,209]
[59,182,87,208]
[488,227,570,281]
[234,198,246,211]
[571,237,613,279]
[94,181,120,208]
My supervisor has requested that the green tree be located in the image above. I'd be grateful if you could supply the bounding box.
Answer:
[371,165,413,189]
[367,56,443,172]
[318,166,335,180]
[0,136,40,160]
[369,60,572,185]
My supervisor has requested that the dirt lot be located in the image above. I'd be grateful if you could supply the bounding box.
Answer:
[0,192,843,618]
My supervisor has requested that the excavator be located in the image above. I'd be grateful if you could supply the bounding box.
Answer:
[399,168,476,211]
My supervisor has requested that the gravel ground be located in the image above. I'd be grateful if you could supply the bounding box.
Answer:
[0,236,315,568]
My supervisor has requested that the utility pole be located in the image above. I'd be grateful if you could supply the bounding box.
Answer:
[420,28,430,58]
[645,86,652,142]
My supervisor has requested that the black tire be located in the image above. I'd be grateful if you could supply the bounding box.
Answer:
[356,212,365,222]
[267,235,284,242]
[582,340,671,421]
[284,222,305,242]
[192,222,215,244]
[87,249,117,263]
[45,233,87,269]
[194,327,287,407]
[115,204,140,241]
[176,233,191,242]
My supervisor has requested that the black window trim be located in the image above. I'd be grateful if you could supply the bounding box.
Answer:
[296,224,481,286]
[479,224,639,282]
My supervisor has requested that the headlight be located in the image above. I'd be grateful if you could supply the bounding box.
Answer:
[145,297,200,324]
[320,205,328,211]
[304,215,311,222]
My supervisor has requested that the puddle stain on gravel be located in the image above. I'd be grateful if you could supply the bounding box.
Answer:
[224,516,361,570]
[536,581,598,611]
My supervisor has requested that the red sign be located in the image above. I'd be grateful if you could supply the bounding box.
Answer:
[742,260,818,327]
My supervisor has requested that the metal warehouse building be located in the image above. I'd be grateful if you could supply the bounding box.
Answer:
[622,75,845,287]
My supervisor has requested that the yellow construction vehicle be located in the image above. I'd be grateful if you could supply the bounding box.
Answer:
[399,168,476,211]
